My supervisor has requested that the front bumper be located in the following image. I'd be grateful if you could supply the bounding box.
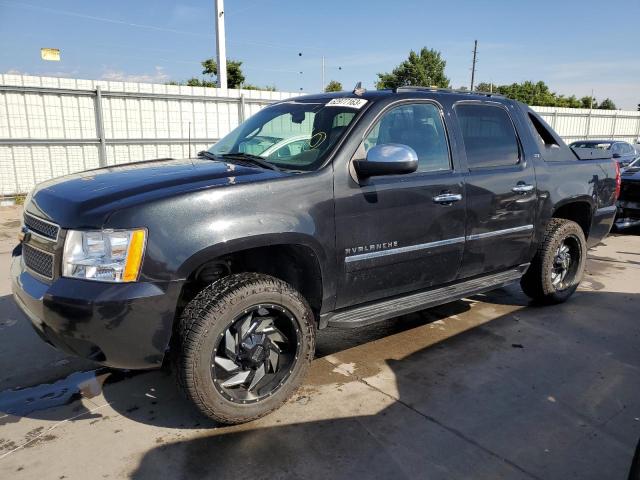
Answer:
[11,251,183,369]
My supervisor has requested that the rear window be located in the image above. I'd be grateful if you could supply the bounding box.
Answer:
[571,142,612,150]
[456,104,520,169]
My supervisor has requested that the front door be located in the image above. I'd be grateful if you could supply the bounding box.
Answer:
[334,101,466,309]
[453,101,537,278]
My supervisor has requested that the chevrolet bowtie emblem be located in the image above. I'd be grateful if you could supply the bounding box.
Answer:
[18,226,31,243]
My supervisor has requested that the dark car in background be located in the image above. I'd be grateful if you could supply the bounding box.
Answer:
[615,156,640,230]
[569,140,637,167]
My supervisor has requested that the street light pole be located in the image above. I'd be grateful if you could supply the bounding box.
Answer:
[322,55,325,92]
[215,0,227,89]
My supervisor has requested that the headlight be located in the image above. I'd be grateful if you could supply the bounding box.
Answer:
[63,229,146,282]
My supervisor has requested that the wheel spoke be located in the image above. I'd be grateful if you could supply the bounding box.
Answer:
[214,356,240,372]
[222,370,251,388]
[269,348,279,371]
[238,313,253,340]
[264,326,287,344]
[248,365,266,391]
[225,329,237,358]
[255,316,276,333]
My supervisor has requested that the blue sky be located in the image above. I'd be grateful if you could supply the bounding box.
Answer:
[0,0,638,108]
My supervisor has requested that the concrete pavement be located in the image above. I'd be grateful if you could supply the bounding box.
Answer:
[0,206,639,479]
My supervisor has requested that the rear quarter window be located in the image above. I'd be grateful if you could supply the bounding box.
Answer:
[455,104,520,169]
[527,112,567,162]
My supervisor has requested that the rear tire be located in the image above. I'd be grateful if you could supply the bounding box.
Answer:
[175,273,316,424]
[521,218,586,304]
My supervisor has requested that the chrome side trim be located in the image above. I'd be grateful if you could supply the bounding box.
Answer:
[344,236,465,263]
[466,224,534,241]
[344,225,534,263]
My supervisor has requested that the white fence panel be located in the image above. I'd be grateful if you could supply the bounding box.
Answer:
[0,74,301,195]
[2,74,640,196]
[532,106,640,143]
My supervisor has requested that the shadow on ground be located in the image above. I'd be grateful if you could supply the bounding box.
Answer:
[0,295,472,429]
[119,288,638,479]
[1,280,639,477]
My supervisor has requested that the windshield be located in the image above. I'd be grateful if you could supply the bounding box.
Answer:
[209,99,362,171]
[571,141,612,150]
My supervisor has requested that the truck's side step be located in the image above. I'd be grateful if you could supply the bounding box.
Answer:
[322,265,528,329]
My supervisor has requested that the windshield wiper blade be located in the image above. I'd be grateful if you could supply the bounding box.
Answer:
[219,153,280,171]
[197,150,218,161]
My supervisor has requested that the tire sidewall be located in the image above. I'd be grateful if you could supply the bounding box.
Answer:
[540,222,586,301]
[187,278,315,423]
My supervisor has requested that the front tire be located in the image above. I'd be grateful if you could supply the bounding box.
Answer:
[175,273,316,424]
[521,218,587,304]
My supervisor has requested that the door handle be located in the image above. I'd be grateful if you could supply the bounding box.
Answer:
[433,193,463,204]
[512,183,534,194]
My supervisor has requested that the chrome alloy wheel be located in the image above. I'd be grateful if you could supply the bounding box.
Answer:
[551,236,579,291]
[211,304,301,404]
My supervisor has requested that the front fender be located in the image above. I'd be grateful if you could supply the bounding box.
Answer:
[176,231,330,281]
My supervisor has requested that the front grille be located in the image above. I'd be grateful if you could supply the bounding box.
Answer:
[23,243,54,279]
[620,181,640,203]
[24,213,60,241]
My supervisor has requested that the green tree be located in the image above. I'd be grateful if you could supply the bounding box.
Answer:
[494,81,558,106]
[598,98,617,110]
[242,84,277,91]
[376,47,450,89]
[580,96,598,109]
[185,77,216,88]
[201,58,246,88]
[475,82,494,93]
[324,80,343,92]
[556,95,581,108]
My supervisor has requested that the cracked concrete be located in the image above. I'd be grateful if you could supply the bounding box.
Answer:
[0,206,639,479]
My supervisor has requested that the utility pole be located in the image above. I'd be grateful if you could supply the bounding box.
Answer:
[215,0,227,89]
[470,40,478,91]
[322,56,325,92]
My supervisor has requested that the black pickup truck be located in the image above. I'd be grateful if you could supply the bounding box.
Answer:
[12,87,619,424]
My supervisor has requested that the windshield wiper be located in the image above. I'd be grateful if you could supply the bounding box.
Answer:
[219,153,280,171]
[197,150,218,161]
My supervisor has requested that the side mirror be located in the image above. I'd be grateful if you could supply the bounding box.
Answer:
[354,144,418,178]
[612,153,622,159]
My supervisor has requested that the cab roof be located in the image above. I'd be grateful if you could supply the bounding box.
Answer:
[293,86,507,105]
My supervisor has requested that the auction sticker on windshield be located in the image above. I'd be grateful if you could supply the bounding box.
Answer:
[326,98,368,109]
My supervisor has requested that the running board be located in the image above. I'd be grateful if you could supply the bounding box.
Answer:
[322,265,528,329]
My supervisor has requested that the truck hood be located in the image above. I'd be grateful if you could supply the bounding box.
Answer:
[26,157,289,228]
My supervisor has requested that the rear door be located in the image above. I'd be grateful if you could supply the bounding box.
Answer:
[453,101,537,278]
[333,101,466,308]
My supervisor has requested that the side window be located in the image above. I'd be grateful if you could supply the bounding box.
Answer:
[611,143,622,154]
[456,104,520,169]
[362,103,450,173]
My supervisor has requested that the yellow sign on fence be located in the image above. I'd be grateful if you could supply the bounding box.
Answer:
[40,48,60,61]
